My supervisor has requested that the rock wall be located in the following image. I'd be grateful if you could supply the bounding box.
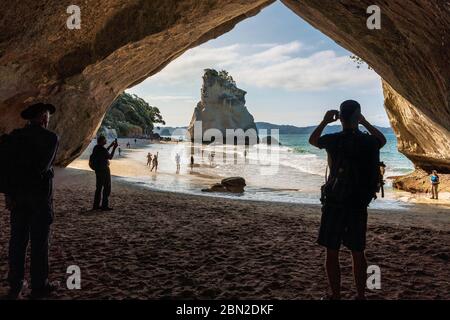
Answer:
[281,0,450,172]
[0,0,274,166]
[392,169,450,193]
[0,0,449,169]
[383,81,450,172]
[187,69,258,144]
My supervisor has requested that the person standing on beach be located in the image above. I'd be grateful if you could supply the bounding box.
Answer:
[90,136,118,211]
[3,103,59,299]
[147,152,153,166]
[150,152,159,172]
[175,153,181,173]
[430,170,440,200]
[309,100,386,300]
[190,155,195,172]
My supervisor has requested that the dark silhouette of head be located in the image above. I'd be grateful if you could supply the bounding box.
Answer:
[340,100,361,129]
[21,103,56,128]
[97,135,107,146]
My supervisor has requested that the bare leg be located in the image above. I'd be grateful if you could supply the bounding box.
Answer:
[351,251,367,300]
[325,249,341,299]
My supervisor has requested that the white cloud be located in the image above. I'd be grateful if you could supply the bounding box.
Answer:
[143,41,380,92]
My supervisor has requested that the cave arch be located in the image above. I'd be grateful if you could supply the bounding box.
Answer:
[0,0,448,170]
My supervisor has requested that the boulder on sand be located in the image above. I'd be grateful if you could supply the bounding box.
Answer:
[202,177,246,194]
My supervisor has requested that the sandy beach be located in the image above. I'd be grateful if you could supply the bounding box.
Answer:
[0,144,449,300]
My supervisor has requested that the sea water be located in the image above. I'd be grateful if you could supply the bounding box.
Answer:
[121,133,416,210]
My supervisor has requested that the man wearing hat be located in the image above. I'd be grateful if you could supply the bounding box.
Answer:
[5,102,59,299]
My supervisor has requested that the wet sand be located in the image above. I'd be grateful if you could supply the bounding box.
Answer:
[0,165,449,300]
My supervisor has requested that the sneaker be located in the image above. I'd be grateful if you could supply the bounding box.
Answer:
[30,281,60,299]
[101,207,114,211]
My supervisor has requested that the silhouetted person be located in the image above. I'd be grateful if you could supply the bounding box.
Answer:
[379,162,386,198]
[190,155,195,172]
[430,170,440,200]
[147,152,153,166]
[5,103,59,299]
[309,100,386,300]
[175,153,181,173]
[150,152,159,172]
[91,136,118,211]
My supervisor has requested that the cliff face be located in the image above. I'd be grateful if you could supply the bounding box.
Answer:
[187,69,258,144]
[0,0,274,165]
[383,81,450,172]
[282,0,450,172]
[0,0,448,169]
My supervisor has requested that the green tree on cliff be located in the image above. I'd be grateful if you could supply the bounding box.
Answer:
[100,93,165,137]
[350,55,373,70]
[218,70,236,86]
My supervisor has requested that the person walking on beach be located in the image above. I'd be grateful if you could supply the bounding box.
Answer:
[118,146,121,157]
[147,152,153,166]
[150,152,159,172]
[90,136,118,211]
[430,170,440,200]
[309,100,386,300]
[1,103,59,299]
[175,153,181,173]
[190,155,195,172]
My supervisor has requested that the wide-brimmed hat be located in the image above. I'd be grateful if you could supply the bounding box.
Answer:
[21,103,56,120]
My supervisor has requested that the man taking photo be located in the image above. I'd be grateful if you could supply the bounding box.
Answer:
[309,100,386,300]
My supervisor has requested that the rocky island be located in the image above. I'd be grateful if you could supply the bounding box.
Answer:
[187,69,258,145]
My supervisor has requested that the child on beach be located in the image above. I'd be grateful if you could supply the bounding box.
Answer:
[430,170,440,200]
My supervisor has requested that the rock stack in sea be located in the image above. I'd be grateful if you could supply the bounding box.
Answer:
[187,69,258,145]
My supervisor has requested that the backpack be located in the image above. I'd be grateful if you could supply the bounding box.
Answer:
[321,132,381,207]
[89,152,98,171]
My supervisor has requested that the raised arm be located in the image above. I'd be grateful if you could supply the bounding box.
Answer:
[309,110,339,148]
[359,115,387,148]
[108,141,118,159]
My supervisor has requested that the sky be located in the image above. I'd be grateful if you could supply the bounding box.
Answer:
[127,1,388,128]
